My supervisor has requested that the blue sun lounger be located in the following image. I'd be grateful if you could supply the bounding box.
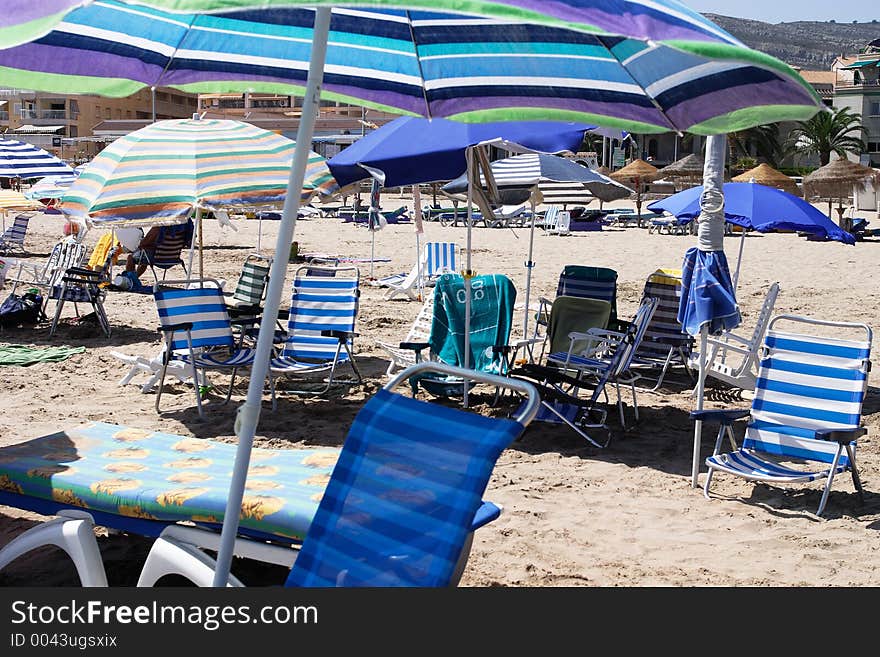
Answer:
[0,362,538,587]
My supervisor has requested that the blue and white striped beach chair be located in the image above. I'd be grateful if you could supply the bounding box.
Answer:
[268,264,362,405]
[0,214,31,255]
[698,315,872,517]
[374,241,458,301]
[153,279,256,417]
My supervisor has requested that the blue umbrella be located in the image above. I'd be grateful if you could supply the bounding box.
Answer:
[649,181,855,292]
[647,182,856,244]
[328,117,597,188]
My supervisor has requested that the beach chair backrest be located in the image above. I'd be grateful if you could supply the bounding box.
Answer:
[638,267,690,359]
[429,273,516,375]
[154,283,235,352]
[548,296,611,355]
[0,215,29,247]
[405,286,435,343]
[46,240,87,288]
[152,220,194,268]
[614,296,659,376]
[283,265,359,363]
[232,255,270,306]
[424,242,457,278]
[285,387,524,587]
[556,265,618,320]
[747,282,780,348]
[744,319,871,466]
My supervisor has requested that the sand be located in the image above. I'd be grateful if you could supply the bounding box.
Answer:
[1,196,879,587]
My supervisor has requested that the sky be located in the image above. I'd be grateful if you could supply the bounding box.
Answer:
[685,0,878,23]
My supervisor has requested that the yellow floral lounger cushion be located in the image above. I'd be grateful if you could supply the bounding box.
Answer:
[0,422,339,542]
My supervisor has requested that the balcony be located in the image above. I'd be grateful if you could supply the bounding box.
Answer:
[836,79,880,91]
[17,109,79,121]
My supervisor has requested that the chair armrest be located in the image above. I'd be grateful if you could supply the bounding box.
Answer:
[470,501,501,531]
[63,266,102,279]
[707,332,751,347]
[227,303,262,316]
[400,341,430,352]
[689,409,750,424]
[814,427,867,444]
[157,322,193,334]
[230,316,260,328]
[321,329,357,340]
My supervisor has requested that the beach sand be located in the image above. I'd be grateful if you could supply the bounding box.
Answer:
[1,196,879,587]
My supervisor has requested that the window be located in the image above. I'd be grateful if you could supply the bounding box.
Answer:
[104,107,110,119]
[69,125,77,138]
[869,101,880,116]
[868,142,880,153]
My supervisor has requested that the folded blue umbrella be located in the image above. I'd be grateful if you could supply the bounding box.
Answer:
[678,247,741,337]
[647,182,855,244]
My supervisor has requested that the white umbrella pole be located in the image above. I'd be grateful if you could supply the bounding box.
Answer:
[731,228,746,291]
[186,210,198,282]
[256,214,262,252]
[522,195,537,340]
[692,326,708,488]
[213,7,331,588]
[197,207,204,281]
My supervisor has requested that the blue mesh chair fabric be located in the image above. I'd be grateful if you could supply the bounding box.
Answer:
[285,388,524,587]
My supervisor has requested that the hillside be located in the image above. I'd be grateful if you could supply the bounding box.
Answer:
[705,14,880,69]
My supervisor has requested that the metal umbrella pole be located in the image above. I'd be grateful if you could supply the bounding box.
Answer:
[522,189,538,340]
[212,7,331,587]
[463,145,474,407]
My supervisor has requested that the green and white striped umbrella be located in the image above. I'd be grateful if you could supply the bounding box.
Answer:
[61,116,340,227]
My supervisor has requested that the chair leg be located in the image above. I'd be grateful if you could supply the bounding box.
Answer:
[225,367,237,403]
[846,444,865,502]
[702,466,716,499]
[49,289,66,336]
[817,443,846,517]
[0,511,108,587]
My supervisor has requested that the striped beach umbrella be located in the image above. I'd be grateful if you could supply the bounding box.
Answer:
[0,1,822,136]
[60,116,339,227]
[0,138,73,180]
[24,172,80,202]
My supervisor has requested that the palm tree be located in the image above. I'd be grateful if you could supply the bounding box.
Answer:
[786,106,867,166]
[729,123,785,168]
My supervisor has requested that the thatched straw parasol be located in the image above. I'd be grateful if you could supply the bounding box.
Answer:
[803,158,880,223]
[732,162,800,196]
[610,158,660,217]
[657,153,704,190]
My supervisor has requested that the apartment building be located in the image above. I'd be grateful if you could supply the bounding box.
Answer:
[0,87,199,162]
[833,39,880,167]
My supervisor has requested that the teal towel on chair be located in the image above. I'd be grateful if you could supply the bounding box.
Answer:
[0,344,86,366]
[430,273,516,374]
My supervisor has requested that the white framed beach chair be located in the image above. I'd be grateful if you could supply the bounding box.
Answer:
[697,314,871,517]
[544,207,571,236]
[375,286,435,376]
[0,362,539,588]
[268,264,362,406]
[8,237,87,296]
[373,241,458,301]
[689,282,780,392]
